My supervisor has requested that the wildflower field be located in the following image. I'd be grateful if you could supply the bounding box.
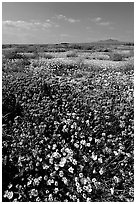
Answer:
[2,44,134,202]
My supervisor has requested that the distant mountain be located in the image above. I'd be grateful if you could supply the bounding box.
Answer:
[94,39,123,44]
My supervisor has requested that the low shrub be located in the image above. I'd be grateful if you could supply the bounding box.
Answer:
[121,50,134,59]
[23,53,38,59]
[66,51,78,58]
[85,54,110,60]
[119,61,134,73]
[4,52,23,60]
[98,55,110,60]
[2,59,31,73]
[43,53,54,59]
[110,53,123,61]
[103,49,110,52]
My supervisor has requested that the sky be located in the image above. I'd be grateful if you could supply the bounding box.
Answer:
[2,2,134,44]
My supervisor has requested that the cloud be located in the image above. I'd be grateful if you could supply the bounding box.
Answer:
[90,17,112,27]
[67,18,80,23]
[55,14,80,23]
[55,14,66,20]
[91,17,102,22]
[99,21,110,26]
[2,20,56,43]
[46,19,51,22]
[2,20,54,31]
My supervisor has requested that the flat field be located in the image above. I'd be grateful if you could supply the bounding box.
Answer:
[2,43,134,202]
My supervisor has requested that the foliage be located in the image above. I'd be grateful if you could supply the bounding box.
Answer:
[66,51,78,58]
[41,53,54,59]
[4,51,23,60]
[2,58,31,72]
[110,53,123,61]
[2,52,134,202]
[85,53,110,60]
[22,53,38,59]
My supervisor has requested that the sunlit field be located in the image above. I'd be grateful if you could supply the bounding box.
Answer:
[2,42,134,202]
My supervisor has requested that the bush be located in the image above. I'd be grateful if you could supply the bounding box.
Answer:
[2,58,31,73]
[23,53,38,59]
[85,54,110,60]
[121,50,134,59]
[103,49,110,52]
[66,51,78,58]
[87,46,95,50]
[119,61,134,73]
[43,53,54,59]
[110,53,123,61]
[4,52,23,60]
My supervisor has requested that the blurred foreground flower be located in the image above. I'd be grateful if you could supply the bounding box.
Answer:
[4,190,13,200]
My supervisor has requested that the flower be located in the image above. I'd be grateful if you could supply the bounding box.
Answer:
[83,185,88,191]
[79,173,83,178]
[44,175,48,180]
[80,140,86,145]
[87,184,92,193]
[72,159,77,165]
[49,157,54,164]
[59,157,67,167]
[27,180,32,186]
[79,164,84,171]
[74,177,78,182]
[74,143,79,148]
[62,177,68,184]
[46,190,49,194]
[48,194,53,201]
[43,163,49,169]
[52,151,60,158]
[54,164,59,171]
[129,187,134,197]
[110,187,114,195]
[36,197,41,202]
[99,167,104,175]
[65,147,73,155]
[4,190,13,200]
[54,188,59,194]
[30,189,38,197]
[88,137,92,141]
[47,179,52,185]
[33,178,40,186]
[83,193,87,199]
[83,155,88,162]
[113,176,120,183]
[52,144,57,150]
[92,178,97,183]
[102,132,106,137]
[55,181,58,186]
[113,150,118,156]
[75,182,80,187]
[92,152,97,161]
[87,197,92,202]
[86,120,90,125]
[86,142,90,147]
[59,170,64,177]
[98,157,103,163]
[95,138,101,144]
[68,166,74,173]
[13,198,18,202]
[77,186,82,193]
[8,183,13,189]
[36,161,40,166]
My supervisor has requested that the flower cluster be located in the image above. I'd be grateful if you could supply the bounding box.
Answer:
[2,55,134,202]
